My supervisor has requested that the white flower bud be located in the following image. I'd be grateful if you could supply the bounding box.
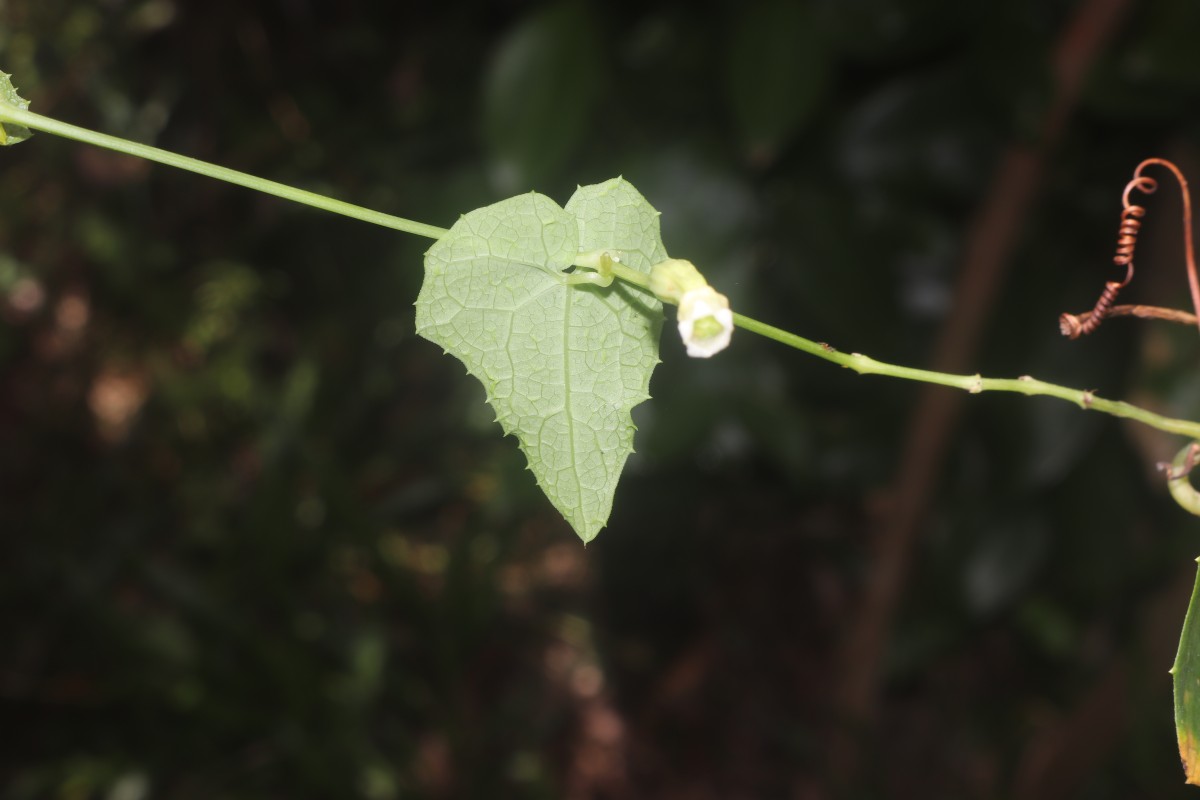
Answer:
[649,258,707,303]
[677,286,733,358]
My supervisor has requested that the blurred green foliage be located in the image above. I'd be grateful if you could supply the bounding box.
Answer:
[4,0,1200,797]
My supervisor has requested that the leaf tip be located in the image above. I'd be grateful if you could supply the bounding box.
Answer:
[1181,728,1200,785]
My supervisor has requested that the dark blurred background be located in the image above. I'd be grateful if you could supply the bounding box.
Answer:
[4,0,1200,797]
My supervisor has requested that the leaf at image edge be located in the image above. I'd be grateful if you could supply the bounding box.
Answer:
[1173,557,1200,785]
[0,71,33,146]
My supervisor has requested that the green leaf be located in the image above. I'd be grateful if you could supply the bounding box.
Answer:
[0,71,33,146]
[1174,557,1200,785]
[724,1,827,163]
[415,178,665,542]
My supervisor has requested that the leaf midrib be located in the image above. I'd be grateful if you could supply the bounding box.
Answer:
[561,283,583,526]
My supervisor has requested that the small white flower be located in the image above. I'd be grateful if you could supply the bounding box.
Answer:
[677,286,733,358]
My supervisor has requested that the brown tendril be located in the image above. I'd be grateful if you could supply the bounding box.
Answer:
[1059,158,1199,339]
[1058,302,1198,338]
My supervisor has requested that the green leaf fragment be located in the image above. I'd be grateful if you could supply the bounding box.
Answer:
[1175,557,1200,785]
[482,0,605,191]
[1168,443,1200,517]
[724,0,826,161]
[416,178,665,542]
[0,71,33,146]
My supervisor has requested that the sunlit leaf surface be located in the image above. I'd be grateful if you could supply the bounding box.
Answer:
[415,178,665,541]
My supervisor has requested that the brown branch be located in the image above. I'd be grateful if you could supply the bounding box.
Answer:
[829,0,1133,785]
[1138,158,1200,334]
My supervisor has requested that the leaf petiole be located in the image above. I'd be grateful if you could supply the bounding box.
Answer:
[608,261,650,290]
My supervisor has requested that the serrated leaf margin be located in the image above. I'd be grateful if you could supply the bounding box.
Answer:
[0,71,33,146]
[415,178,665,541]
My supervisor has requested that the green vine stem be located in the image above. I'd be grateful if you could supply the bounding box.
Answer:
[731,313,1200,440]
[0,104,448,240]
[5,101,1200,443]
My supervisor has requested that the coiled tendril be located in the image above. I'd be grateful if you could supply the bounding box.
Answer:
[1060,158,1199,339]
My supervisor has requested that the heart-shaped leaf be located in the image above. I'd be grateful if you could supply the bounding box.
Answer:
[415,178,665,542]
